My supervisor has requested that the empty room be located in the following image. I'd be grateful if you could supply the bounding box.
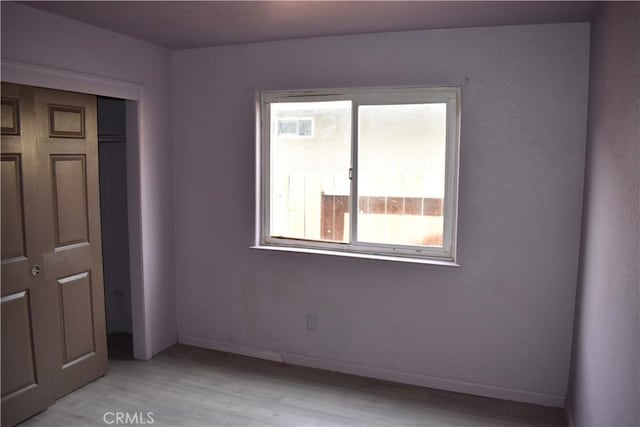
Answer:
[1,1,638,426]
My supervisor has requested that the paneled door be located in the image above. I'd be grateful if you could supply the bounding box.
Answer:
[1,83,56,427]
[1,83,108,426]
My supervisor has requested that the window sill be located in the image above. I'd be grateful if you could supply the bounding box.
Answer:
[250,245,460,267]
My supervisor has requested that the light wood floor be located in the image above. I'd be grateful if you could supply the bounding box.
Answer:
[21,344,565,426]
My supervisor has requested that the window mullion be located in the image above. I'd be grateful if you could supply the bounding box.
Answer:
[261,98,272,244]
[350,100,359,246]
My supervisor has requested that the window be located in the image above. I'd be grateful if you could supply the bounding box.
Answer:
[258,86,460,262]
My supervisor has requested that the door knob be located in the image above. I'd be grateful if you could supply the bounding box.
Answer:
[31,265,41,277]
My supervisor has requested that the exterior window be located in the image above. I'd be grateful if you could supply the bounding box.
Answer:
[258,86,460,262]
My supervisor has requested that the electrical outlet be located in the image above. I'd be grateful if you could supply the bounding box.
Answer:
[306,313,317,331]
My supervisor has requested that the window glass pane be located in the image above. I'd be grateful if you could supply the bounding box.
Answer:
[297,119,313,136]
[357,103,447,247]
[277,119,298,135]
[270,101,352,242]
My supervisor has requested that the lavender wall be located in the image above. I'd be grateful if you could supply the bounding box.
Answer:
[173,23,590,405]
[567,3,640,425]
[1,3,177,357]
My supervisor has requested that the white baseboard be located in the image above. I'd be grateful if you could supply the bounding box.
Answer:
[177,335,565,408]
[179,335,283,363]
[282,352,564,407]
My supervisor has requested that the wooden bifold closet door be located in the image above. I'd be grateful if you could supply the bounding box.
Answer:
[1,83,108,426]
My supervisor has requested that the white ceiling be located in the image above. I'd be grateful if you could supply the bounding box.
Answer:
[23,1,597,50]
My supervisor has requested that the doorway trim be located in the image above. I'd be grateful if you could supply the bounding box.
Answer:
[2,59,151,360]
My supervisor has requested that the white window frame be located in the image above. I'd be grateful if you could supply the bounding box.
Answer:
[256,86,461,263]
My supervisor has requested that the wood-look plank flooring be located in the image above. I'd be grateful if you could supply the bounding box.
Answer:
[21,344,565,426]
